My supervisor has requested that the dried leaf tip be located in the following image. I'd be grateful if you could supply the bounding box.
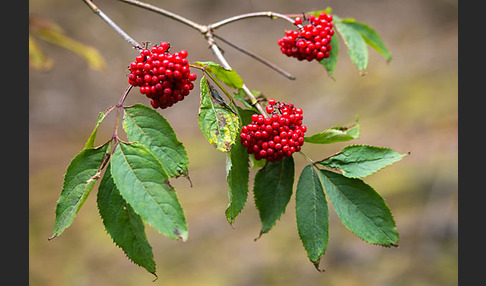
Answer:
[313,260,326,272]
[47,233,58,241]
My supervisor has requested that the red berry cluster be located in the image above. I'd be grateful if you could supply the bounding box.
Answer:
[240,99,307,162]
[277,13,334,62]
[128,42,197,109]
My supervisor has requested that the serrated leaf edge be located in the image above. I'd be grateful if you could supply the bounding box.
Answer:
[123,104,188,177]
[319,169,399,247]
[97,169,157,276]
[50,143,109,239]
[295,165,329,270]
[111,142,188,241]
[319,144,408,178]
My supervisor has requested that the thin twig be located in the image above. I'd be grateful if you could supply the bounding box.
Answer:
[189,63,239,112]
[213,34,295,80]
[117,84,133,107]
[115,0,207,32]
[209,11,295,29]
[206,36,267,117]
[113,84,133,139]
[89,0,300,117]
[82,0,141,49]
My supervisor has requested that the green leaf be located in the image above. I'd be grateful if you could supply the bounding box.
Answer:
[318,169,399,246]
[304,121,360,144]
[51,143,109,239]
[195,61,244,89]
[237,107,255,126]
[250,154,267,169]
[97,165,156,276]
[110,141,187,241]
[339,19,392,61]
[84,110,109,150]
[225,138,250,225]
[123,104,189,178]
[225,108,253,224]
[319,30,339,77]
[233,88,260,112]
[307,8,333,17]
[253,157,295,236]
[335,18,369,72]
[295,165,329,271]
[198,76,241,152]
[318,145,407,178]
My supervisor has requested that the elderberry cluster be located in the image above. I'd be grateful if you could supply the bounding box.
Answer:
[240,99,307,162]
[277,12,334,62]
[128,41,197,109]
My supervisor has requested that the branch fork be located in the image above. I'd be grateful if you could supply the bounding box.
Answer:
[82,0,299,117]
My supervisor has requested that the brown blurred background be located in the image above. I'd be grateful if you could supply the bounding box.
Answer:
[29,0,458,285]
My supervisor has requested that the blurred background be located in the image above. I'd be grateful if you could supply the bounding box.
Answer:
[29,0,458,285]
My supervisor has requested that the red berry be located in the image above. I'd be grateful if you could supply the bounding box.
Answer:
[128,42,198,109]
[188,73,197,81]
[179,50,188,58]
[277,12,334,62]
[240,101,307,161]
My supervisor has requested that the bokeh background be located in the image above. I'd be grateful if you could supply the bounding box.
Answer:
[29,0,458,285]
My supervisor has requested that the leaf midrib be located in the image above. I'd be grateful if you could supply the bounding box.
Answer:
[117,145,177,231]
[321,171,394,243]
[124,111,183,166]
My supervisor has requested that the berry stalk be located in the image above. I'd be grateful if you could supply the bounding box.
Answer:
[113,84,133,140]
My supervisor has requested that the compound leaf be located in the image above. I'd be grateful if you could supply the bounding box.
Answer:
[198,76,240,152]
[123,103,188,178]
[51,143,109,239]
[319,169,399,247]
[296,164,329,271]
[110,141,187,241]
[318,144,407,178]
[253,157,295,237]
[97,166,156,276]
